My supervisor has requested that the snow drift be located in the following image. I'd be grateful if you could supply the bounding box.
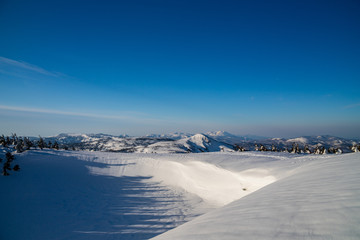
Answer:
[152,153,360,240]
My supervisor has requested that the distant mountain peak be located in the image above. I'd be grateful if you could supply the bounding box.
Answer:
[190,133,210,143]
[206,131,236,137]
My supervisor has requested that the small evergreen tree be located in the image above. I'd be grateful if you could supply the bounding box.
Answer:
[23,137,33,150]
[15,139,24,153]
[271,144,277,152]
[259,144,267,151]
[2,152,15,176]
[321,147,327,154]
[2,164,10,176]
[52,141,59,150]
[5,152,15,162]
[351,145,359,152]
[0,135,6,147]
[38,136,45,150]
[290,143,300,154]
[290,143,295,153]
[5,136,11,146]
[328,147,335,154]
[11,133,18,145]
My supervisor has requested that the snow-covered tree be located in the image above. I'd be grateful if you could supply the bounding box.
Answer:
[271,144,277,152]
[351,145,359,152]
[5,136,11,146]
[290,143,300,154]
[0,135,6,147]
[11,133,18,145]
[2,152,15,176]
[283,147,289,153]
[234,144,246,152]
[38,136,45,150]
[15,139,24,153]
[23,137,33,150]
[5,152,15,162]
[336,148,342,154]
[52,141,59,150]
[322,147,327,154]
[259,144,267,151]
[2,163,10,176]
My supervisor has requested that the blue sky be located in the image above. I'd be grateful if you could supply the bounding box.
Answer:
[0,0,360,138]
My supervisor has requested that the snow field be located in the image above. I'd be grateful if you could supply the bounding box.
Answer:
[1,149,359,240]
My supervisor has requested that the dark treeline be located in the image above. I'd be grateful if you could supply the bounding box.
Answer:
[0,133,76,153]
[1,133,360,158]
[234,142,360,154]
[0,134,77,176]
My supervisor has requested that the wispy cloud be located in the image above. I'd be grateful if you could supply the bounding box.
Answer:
[344,103,360,109]
[0,56,61,77]
[0,105,168,124]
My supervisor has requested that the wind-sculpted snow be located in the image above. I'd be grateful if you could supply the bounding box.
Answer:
[152,153,360,240]
[85,153,276,206]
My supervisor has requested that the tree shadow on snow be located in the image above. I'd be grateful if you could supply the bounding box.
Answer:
[1,151,187,240]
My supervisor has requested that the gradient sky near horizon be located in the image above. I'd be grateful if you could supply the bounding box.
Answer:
[1,0,360,138]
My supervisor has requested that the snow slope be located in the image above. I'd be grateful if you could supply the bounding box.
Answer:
[1,150,359,240]
[152,153,360,240]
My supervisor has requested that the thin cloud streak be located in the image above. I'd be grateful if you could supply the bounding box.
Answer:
[344,103,360,109]
[0,56,60,77]
[0,105,166,123]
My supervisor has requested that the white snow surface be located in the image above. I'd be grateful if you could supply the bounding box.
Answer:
[152,153,360,240]
[1,149,359,240]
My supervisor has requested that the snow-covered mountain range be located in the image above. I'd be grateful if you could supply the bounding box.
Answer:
[43,131,360,153]
[45,133,234,153]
